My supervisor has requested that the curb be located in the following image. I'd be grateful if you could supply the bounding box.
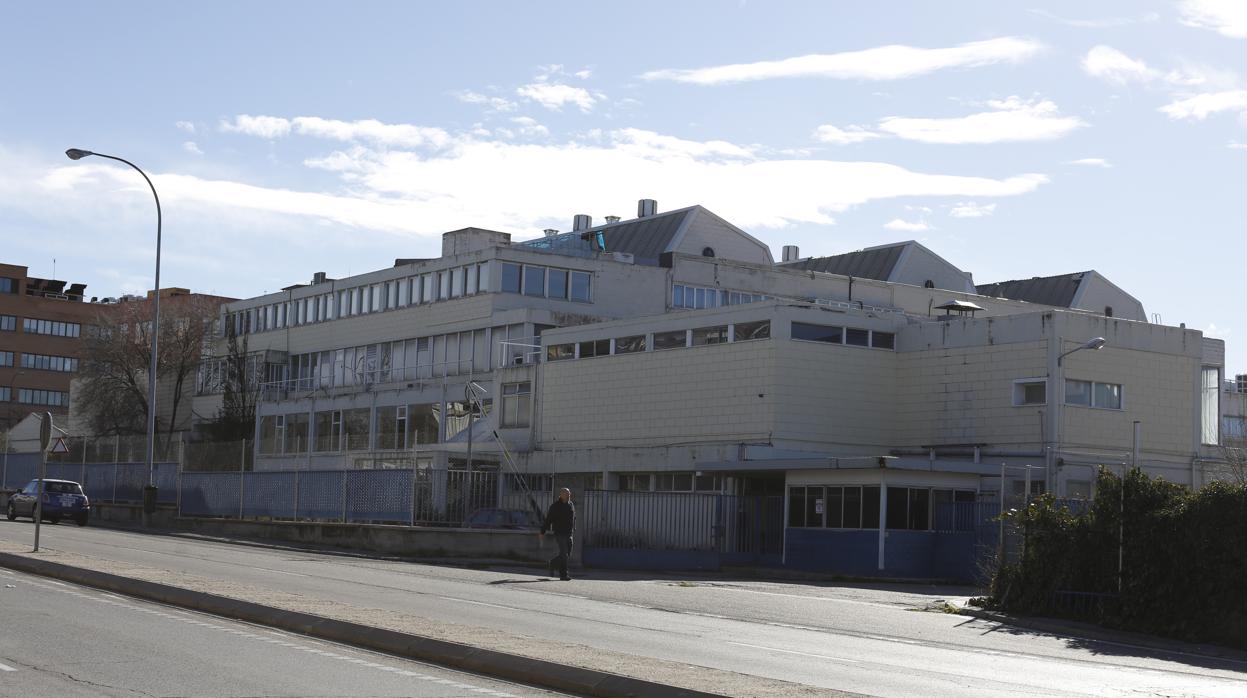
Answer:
[0,552,724,698]
[956,607,1247,663]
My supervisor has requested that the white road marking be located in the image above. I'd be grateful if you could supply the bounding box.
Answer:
[728,640,860,663]
[0,662,17,671]
[436,595,513,611]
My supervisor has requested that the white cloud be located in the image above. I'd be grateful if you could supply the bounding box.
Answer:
[1229,141,1247,149]
[876,97,1085,144]
[812,124,881,145]
[290,116,452,148]
[884,218,930,232]
[1081,46,1224,88]
[219,114,291,139]
[640,37,1044,84]
[19,126,1048,237]
[509,116,549,138]
[949,202,996,218]
[516,82,600,112]
[175,121,196,134]
[1203,322,1232,339]
[1179,0,1247,39]
[454,90,517,112]
[182,141,204,155]
[1067,157,1112,167]
[1160,90,1247,120]
[574,69,593,79]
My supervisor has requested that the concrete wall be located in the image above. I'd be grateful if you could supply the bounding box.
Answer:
[891,243,976,294]
[673,209,772,266]
[1072,271,1147,321]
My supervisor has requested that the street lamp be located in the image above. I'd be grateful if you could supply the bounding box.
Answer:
[65,148,162,491]
[1052,336,1108,496]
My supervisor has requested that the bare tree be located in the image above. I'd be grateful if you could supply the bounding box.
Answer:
[1217,446,1247,486]
[77,296,219,454]
[201,330,258,442]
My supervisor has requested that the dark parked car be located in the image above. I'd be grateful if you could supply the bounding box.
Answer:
[463,507,540,530]
[6,479,90,526]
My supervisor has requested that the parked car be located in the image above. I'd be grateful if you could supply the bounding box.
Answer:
[5,479,90,526]
[463,507,540,530]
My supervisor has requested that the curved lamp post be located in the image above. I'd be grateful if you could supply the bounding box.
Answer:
[65,149,162,489]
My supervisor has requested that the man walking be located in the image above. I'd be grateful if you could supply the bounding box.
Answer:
[540,488,575,581]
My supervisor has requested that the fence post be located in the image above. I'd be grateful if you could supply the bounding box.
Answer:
[176,459,182,518]
[112,461,118,503]
[410,466,417,527]
[239,445,245,520]
[341,470,348,523]
[293,469,300,521]
[81,436,87,486]
[114,434,120,463]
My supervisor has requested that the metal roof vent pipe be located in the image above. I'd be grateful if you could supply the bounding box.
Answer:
[605,215,621,224]
[637,199,658,217]
[543,228,560,237]
[782,245,800,262]
[573,214,593,232]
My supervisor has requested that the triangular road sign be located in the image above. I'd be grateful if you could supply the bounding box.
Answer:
[50,437,70,454]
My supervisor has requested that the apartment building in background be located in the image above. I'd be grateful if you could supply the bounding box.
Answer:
[198,200,1235,578]
[0,262,95,431]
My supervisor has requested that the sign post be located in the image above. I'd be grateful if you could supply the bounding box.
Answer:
[33,412,52,552]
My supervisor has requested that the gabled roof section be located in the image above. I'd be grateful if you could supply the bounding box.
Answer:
[518,207,696,265]
[976,272,1087,308]
[781,242,908,281]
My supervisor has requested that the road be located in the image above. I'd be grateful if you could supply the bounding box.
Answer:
[0,565,562,697]
[2,519,1246,697]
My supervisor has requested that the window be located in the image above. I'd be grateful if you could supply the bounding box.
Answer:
[653,330,687,350]
[733,321,770,341]
[845,328,869,347]
[655,472,694,491]
[17,389,68,406]
[501,263,521,294]
[314,410,342,452]
[1198,366,1220,445]
[343,408,371,451]
[1065,379,1122,409]
[477,262,491,292]
[466,265,479,295]
[570,271,591,302]
[0,387,11,401]
[21,318,81,337]
[523,266,545,297]
[1067,480,1092,499]
[0,277,16,293]
[258,415,283,454]
[285,413,309,453]
[406,404,440,446]
[376,406,405,450]
[501,382,531,428]
[0,315,14,331]
[578,339,610,358]
[1013,379,1047,406]
[692,326,728,346]
[19,353,78,372]
[871,331,895,350]
[546,343,575,362]
[618,474,649,491]
[421,274,435,303]
[450,268,464,298]
[0,351,11,367]
[614,335,646,354]
[548,269,568,299]
[792,322,842,344]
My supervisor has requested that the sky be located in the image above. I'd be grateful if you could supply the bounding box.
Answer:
[1,1,1244,372]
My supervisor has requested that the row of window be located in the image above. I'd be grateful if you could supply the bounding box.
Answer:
[617,472,726,493]
[228,262,493,336]
[791,321,895,350]
[22,318,81,338]
[788,486,977,531]
[257,387,529,455]
[499,263,592,302]
[14,388,69,406]
[671,284,768,310]
[546,320,772,362]
[19,353,79,373]
[1012,378,1124,410]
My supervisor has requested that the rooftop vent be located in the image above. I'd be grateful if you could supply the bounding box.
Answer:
[637,199,658,217]
[543,228,559,237]
[781,245,800,262]
[312,271,327,285]
[934,299,983,319]
[604,215,621,224]
[573,214,593,232]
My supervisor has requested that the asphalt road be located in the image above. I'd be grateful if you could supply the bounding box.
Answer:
[3,519,1247,697]
[0,565,564,698]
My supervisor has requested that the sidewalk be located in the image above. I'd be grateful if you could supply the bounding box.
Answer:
[0,538,856,698]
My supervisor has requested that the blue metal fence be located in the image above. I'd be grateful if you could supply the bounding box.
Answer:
[2,456,178,504]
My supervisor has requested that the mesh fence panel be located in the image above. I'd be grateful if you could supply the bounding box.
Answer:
[345,469,413,524]
[81,463,118,502]
[180,472,242,517]
[1,454,39,490]
[297,470,346,521]
[242,471,297,519]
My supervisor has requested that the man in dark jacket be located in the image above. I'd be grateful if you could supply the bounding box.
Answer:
[540,488,575,581]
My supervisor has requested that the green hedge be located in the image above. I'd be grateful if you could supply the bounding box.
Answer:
[990,468,1247,649]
